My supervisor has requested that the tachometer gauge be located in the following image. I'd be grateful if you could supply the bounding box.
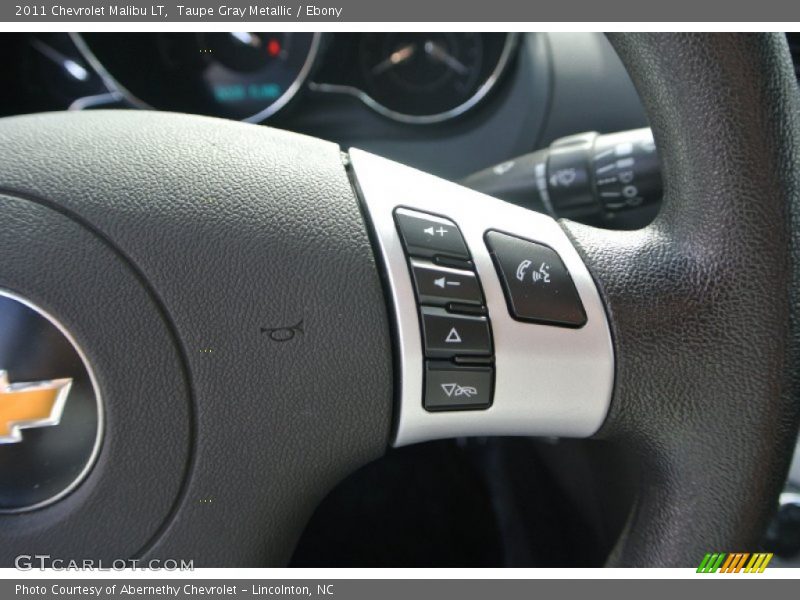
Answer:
[356,33,516,123]
[73,33,321,122]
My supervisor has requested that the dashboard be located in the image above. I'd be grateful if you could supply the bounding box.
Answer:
[0,32,651,180]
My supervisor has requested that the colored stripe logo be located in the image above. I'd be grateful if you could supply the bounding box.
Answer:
[697,552,773,573]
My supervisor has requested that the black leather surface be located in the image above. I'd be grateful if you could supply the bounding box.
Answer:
[0,111,393,565]
[564,34,800,566]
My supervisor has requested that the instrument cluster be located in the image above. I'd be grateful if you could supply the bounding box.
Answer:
[19,33,520,125]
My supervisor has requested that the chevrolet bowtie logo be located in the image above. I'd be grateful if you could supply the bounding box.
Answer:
[0,370,72,444]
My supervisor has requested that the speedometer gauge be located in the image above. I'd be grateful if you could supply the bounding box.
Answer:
[356,33,516,123]
[73,33,320,122]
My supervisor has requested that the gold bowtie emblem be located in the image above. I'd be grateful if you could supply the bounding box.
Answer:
[0,370,72,444]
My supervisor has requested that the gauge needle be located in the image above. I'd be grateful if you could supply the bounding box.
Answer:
[31,38,90,82]
[371,44,416,75]
[230,32,263,49]
[424,40,469,75]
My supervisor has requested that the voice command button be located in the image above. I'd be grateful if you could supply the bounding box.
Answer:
[484,230,586,327]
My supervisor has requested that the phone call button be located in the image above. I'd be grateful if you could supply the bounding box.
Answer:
[484,231,586,327]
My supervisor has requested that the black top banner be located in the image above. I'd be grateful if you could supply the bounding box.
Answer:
[4,0,800,22]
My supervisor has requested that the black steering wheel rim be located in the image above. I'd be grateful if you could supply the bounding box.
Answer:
[566,32,800,566]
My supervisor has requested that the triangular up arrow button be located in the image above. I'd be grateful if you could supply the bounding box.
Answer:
[445,327,462,343]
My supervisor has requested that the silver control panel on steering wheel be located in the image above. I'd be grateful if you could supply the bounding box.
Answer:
[350,149,614,447]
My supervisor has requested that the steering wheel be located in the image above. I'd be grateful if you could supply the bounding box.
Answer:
[1,33,799,567]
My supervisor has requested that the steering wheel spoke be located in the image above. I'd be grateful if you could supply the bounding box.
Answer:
[351,149,614,446]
